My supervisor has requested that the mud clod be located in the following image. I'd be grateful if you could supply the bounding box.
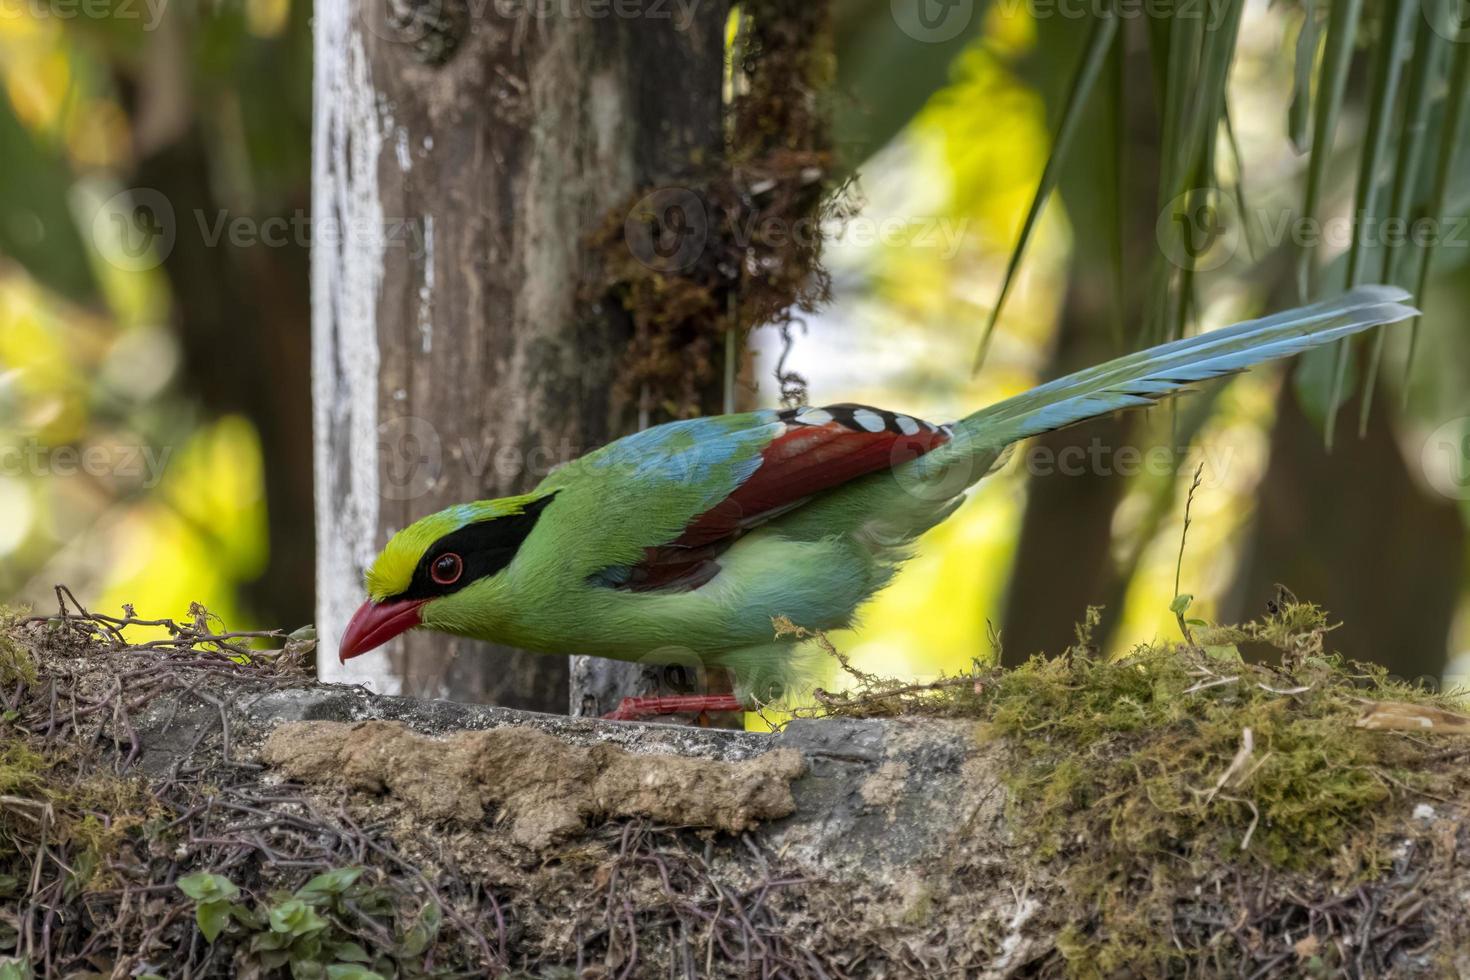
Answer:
[260,720,805,849]
[858,760,910,819]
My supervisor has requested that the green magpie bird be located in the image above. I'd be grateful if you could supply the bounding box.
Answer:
[339,287,1417,720]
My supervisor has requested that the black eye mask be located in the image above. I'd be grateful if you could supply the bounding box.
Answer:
[393,492,558,601]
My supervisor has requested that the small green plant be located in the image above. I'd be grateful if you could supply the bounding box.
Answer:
[178,867,434,979]
[1170,461,1207,647]
[177,871,241,942]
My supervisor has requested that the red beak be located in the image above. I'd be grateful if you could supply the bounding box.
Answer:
[338,598,426,662]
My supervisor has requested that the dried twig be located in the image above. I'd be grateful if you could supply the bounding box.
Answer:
[1205,727,1255,805]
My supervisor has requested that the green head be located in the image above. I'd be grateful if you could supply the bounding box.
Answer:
[338,492,557,661]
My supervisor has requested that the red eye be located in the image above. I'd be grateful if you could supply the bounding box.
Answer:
[431,553,463,585]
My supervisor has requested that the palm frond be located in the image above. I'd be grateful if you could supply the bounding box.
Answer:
[974,12,1119,371]
[1296,0,1366,303]
[1289,0,1321,151]
[1322,0,1419,449]
[974,0,1469,443]
[1357,12,1450,432]
[1403,21,1470,398]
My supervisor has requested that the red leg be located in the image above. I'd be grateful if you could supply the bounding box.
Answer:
[602,694,746,722]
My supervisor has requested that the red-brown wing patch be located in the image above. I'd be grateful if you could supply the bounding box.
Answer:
[612,405,951,592]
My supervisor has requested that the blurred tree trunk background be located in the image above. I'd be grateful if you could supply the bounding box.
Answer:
[1225,383,1465,681]
[135,127,316,636]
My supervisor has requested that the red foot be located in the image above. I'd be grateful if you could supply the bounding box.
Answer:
[603,694,746,722]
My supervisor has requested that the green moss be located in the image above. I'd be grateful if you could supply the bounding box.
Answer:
[979,602,1456,974]
[806,601,1461,975]
[0,742,47,798]
[0,617,156,898]
[0,610,36,687]
[0,738,156,897]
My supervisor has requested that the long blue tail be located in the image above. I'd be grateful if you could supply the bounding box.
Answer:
[959,286,1417,446]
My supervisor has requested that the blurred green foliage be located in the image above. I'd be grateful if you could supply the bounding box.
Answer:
[0,0,307,633]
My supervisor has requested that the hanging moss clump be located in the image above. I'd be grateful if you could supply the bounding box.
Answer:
[591,0,846,418]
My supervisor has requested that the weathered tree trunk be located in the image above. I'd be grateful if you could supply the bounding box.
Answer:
[312,0,727,707]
